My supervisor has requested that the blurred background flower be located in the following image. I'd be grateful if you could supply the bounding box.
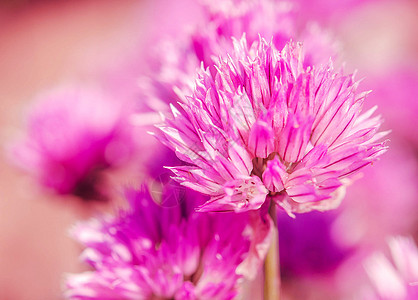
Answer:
[10,87,137,200]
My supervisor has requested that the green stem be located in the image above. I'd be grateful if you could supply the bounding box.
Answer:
[264,203,280,300]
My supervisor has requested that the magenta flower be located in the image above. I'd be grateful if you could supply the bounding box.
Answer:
[11,87,134,200]
[364,236,418,300]
[158,37,387,215]
[197,0,337,67]
[142,0,336,113]
[65,185,272,299]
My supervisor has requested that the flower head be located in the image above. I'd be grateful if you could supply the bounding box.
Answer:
[65,185,272,299]
[158,36,387,215]
[142,0,336,113]
[364,236,418,300]
[11,87,134,200]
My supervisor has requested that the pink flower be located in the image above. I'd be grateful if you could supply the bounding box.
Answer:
[64,185,272,299]
[142,0,337,113]
[364,236,418,300]
[11,87,134,200]
[158,36,387,215]
[197,0,337,66]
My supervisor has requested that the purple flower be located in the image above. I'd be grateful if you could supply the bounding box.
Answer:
[11,87,134,200]
[364,236,418,300]
[197,0,337,67]
[141,0,337,113]
[158,37,387,215]
[64,185,272,299]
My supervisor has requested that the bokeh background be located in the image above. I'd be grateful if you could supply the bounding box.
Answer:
[0,0,417,299]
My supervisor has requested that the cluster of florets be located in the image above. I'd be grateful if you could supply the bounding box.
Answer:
[143,0,336,113]
[159,36,387,215]
[11,88,134,199]
[65,186,272,299]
